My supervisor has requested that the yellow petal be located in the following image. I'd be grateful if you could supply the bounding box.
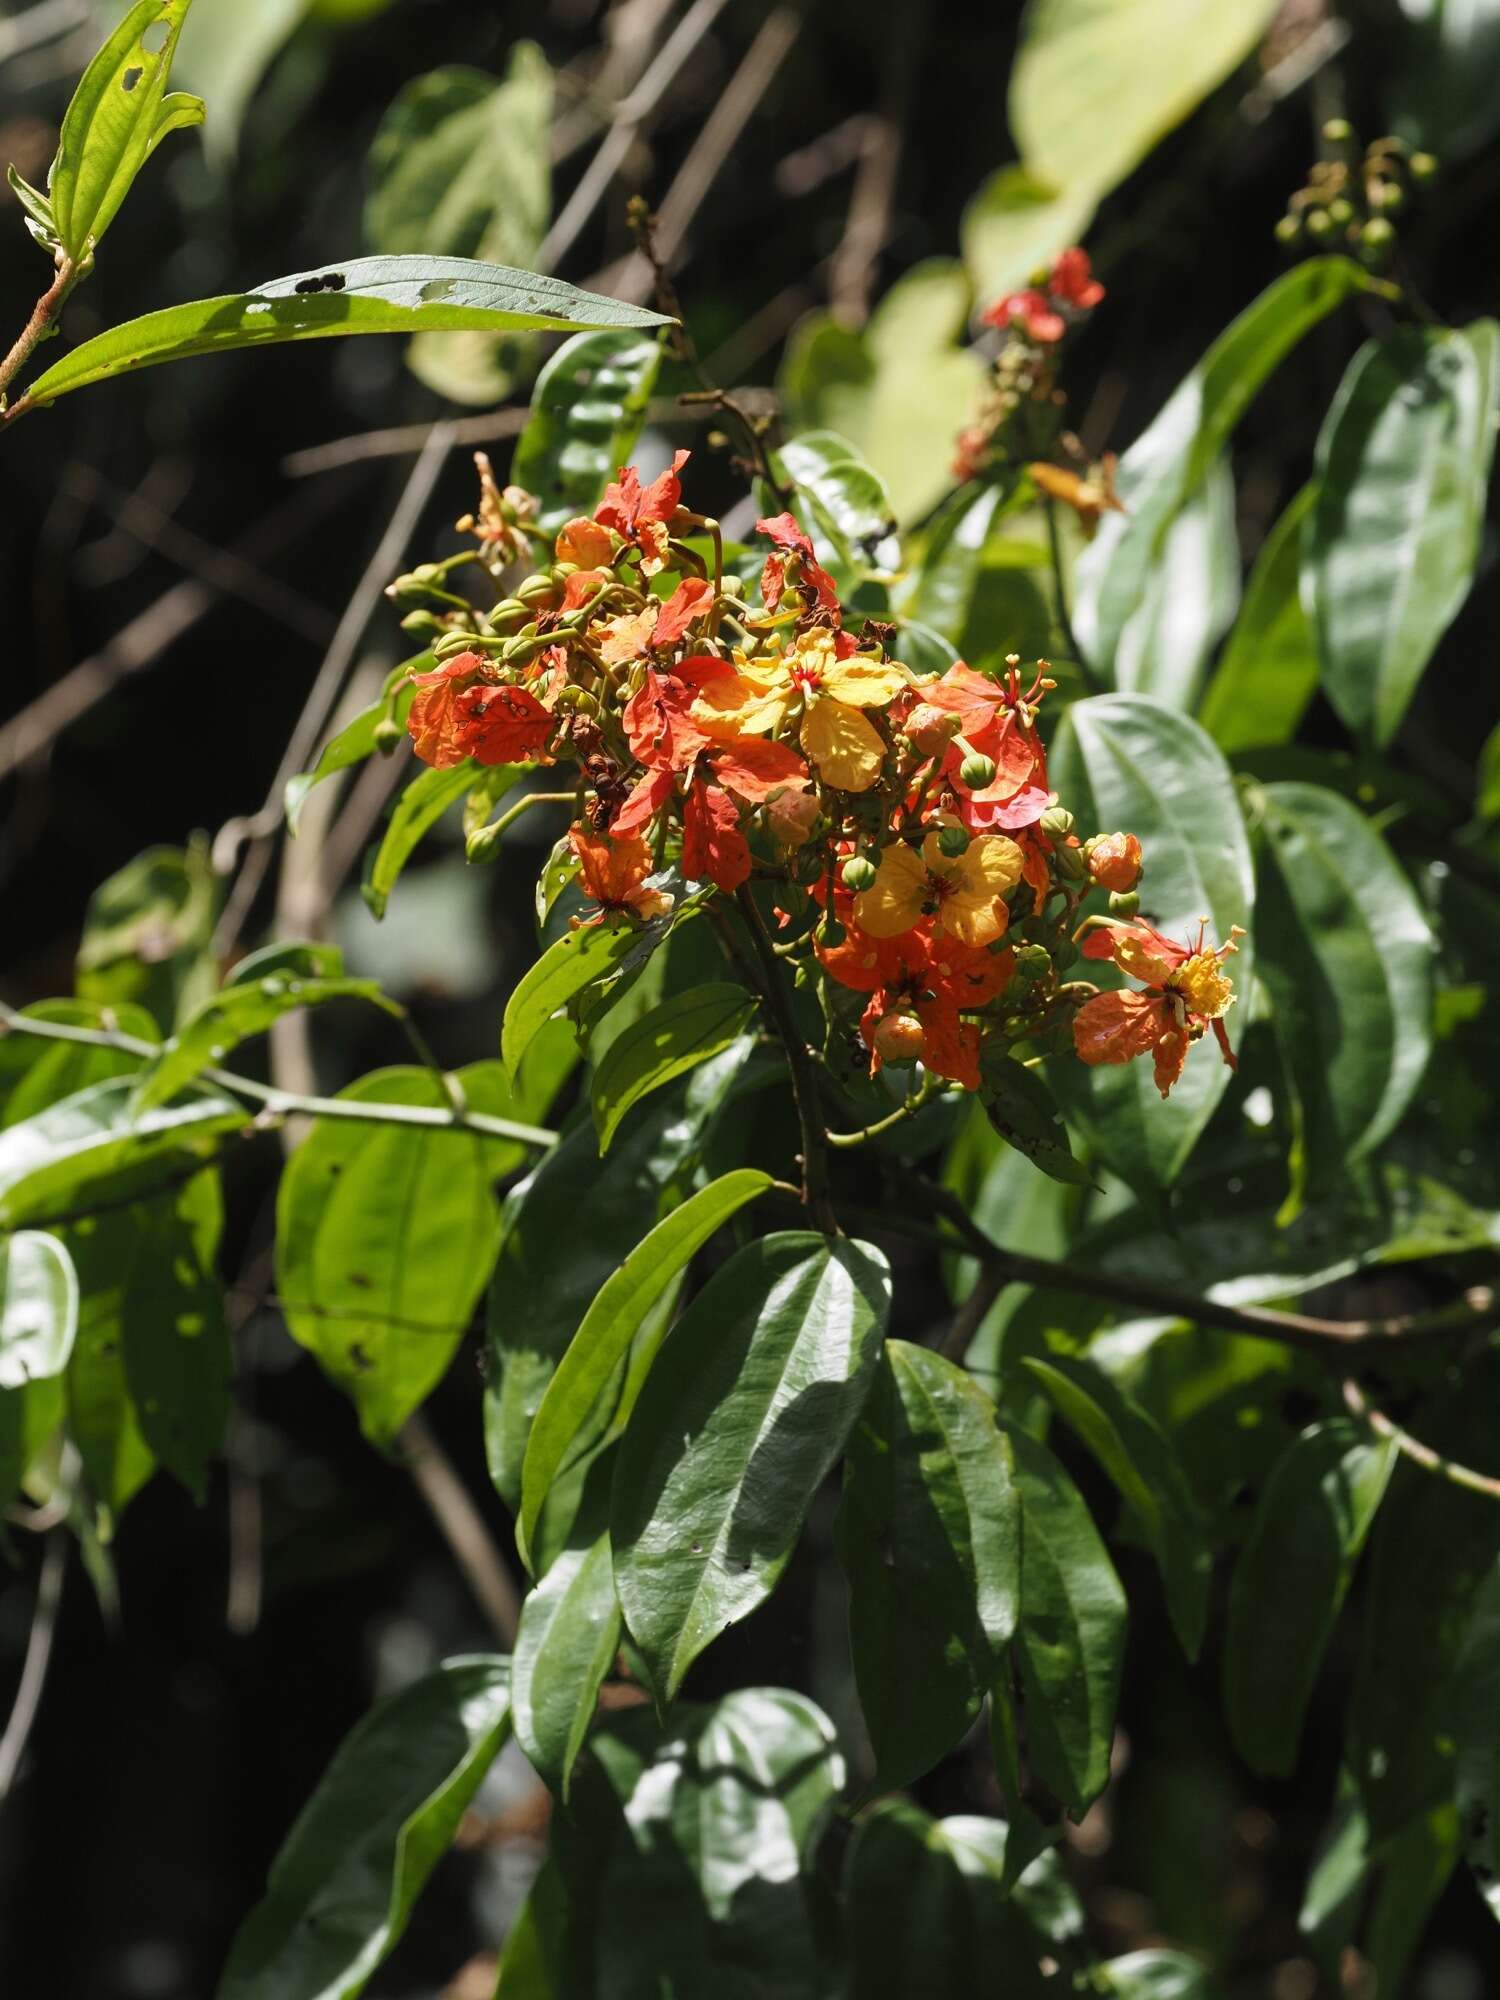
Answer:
[961,834,1024,897]
[691,664,790,738]
[801,697,886,791]
[939,893,1009,950]
[822,655,905,708]
[853,843,926,937]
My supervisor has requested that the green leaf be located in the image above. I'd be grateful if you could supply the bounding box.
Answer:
[130,963,400,1112]
[1198,483,1319,753]
[1008,1423,1127,1816]
[1224,1420,1395,1777]
[284,667,421,834]
[1453,1562,1500,1924]
[611,1233,891,1700]
[837,1341,1020,1789]
[363,758,520,919]
[0,1232,78,1388]
[485,1082,721,1516]
[1110,453,1240,712]
[76,842,218,1032]
[1370,1802,1463,1986]
[502,921,642,1079]
[512,328,665,534]
[23,257,669,410]
[115,1169,228,1499]
[961,165,1100,301]
[554,1688,843,1995]
[492,1859,566,1999]
[1022,1353,1211,1660]
[1389,0,1500,161]
[1101,1951,1224,1997]
[217,1655,511,2000]
[779,260,986,526]
[512,1530,621,1798]
[904,481,1016,648]
[1305,323,1499,747]
[1073,260,1373,682]
[0,999,158,1128]
[275,1065,522,1446]
[590,984,756,1154]
[1254,781,1435,1198]
[1049,694,1255,1191]
[978,1049,1092,1186]
[49,0,200,264]
[367,50,553,405]
[173,0,307,163]
[518,1169,770,1569]
[0,1076,246,1230]
[776,430,900,577]
[8,163,61,256]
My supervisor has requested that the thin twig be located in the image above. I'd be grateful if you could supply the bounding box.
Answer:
[827,1076,943,1148]
[733,886,837,1234]
[399,1413,522,1644]
[0,257,75,412]
[1342,1378,1500,1504]
[941,1264,1008,1364]
[826,9,919,328]
[0,1528,67,1803]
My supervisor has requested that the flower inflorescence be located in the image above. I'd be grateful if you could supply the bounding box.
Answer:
[397,448,1238,1101]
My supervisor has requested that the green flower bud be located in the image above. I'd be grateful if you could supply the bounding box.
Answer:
[1053,938,1079,971]
[1039,805,1075,841]
[1410,151,1438,184]
[1108,890,1141,917]
[1327,196,1355,227]
[373,716,404,755]
[466,821,503,864]
[818,912,846,950]
[1054,843,1088,882]
[959,752,996,789]
[1305,207,1335,240]
[1274,214,1302,246]
[1322,117,1353,144]
[936,823,971,858]
[1015,943,1052,980]
[1360,215,1396,261]
[1370,178,1405,213]
[841,855,878,893]
[399,609,447,635]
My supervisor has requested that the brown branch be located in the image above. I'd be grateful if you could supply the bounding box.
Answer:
[0,256,75,412]
[1342,1378,1500,1504]
[398,1413,522,1645]
[0,1527,67,1803]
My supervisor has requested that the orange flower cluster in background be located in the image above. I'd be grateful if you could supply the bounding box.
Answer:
[402,452,1238,1101]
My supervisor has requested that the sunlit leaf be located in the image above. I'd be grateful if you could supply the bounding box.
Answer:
[512,328,665,534]
[591,984,756,1154]
[512,1529,620,1799]
[1198,484,1318,753]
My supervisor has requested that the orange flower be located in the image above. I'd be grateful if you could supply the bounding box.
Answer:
[407,653,553,769]
[1072,919,1242,1097]
[819,918,1013,1091]
[1028,456,1122,538]
[555,516,614,568]
[570,827,672,923]
[691,629,904,793]
[854,829,1023,949]
[653,576,713,647]
[596,451,689,575]
[1086,831,1142,894]
[755,512,839,615]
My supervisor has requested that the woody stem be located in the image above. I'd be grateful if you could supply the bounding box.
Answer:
[733,885,838,1234]
[0,257,76,423]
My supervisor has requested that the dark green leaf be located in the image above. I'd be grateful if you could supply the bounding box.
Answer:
[1224,1420,1395,1777]
[1049,694,1255,1191]
[501,920,642,1079]
[492,1858,567,1998]
[485,1078,724,1515]
[905,481,1015,647]
[553,1687,843,1997]
[24,258,669,410]
[1454,1562,1500,1924]
[131,963,400,1112]
[511,328,664,533]
[217,1655,511,2000]
[512,1530,620,1798]
[1370,1802,1462,1984]
[1306,323,1499,746]
[0,999,158,1128]
[517,1168,770,1568]
[591,984,756,1153]
[1390,1,1500,159]
[0,1076,246,1230]
[49,0,200,263]
[979,1049,1092,1186]
[1101,1951,1224,1998]
[1022,1353,1212,1659]
[76,842,218,1031]
[363,759,521,919]
[611,1233,891,1700]
[837,1341,1020,1788]
[1008,1424,1127,1816]
[1254,781,1434,1198]
[275,1065,521,1446]
[1198,484,1319,753]
[1074,259,1373,681]
[284,669,421,834]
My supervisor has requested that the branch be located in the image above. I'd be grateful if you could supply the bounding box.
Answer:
[733,887,837,1234]
[0,1527,66,1803]
[0,1002,559,1153]
[1342,1378,1500,1504]
[398,1413,522,1645]
[0,257,75,413]
[887,1164,1500,1357]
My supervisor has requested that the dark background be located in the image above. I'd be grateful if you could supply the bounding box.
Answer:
[1,1,1497,1993]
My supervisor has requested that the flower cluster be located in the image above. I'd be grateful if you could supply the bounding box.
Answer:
[398,452,1239,1102]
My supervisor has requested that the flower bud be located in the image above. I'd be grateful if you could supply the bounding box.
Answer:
[1305,208,1335,240]
[1370,177,1404,213]
[936,823,970,858]
[1108,890,1141,917]
[400,609,448,635]
[1040,805,1075,841]
[959,752,997,789]
[1087,831,1143,894]
[1054,842,1088,882]
[1409,151,1438,184]
[768,787,821,850]
[1322,117,1353,143]
[818,911,846,949]
[373,716,404,755]
[906,702,963,757]
[465,821,503,864]
[1359,215,1396,262]
[1274,214,1301,246]
[1015,943,1052,980]
[1053,938,1079,970]
[842,854,878,893]
[518,573,558,606]
[871,1009,926,1068]
[1327,196,1354,227]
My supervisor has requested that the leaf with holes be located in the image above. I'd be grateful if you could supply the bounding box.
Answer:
[978,1049,1092,1186]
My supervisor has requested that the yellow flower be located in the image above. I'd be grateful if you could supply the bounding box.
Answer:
[691,630,904,792]
[854,829,1024,948]
[1173,950,1236,1021]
